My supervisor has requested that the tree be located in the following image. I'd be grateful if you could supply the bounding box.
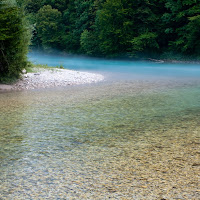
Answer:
[0,0,30,82]
[80,0,105,55]
[36,5,64,50]
[42,0,69,12]
[96,0,159,57]
[63,0,94,53]
[161,0,200,56]
[184,15,200,56]
[23,0,43,13]
[80,29,100,55]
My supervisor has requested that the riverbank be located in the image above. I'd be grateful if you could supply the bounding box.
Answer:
[0,67,104,91]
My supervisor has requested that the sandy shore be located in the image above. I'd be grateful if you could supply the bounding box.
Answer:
[0,67,104,91]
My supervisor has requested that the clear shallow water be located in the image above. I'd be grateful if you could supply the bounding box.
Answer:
[0,80,200,199]
[29,51,200,79]
[1,52,200,199]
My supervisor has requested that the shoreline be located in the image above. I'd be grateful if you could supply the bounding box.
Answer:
[0,67,104,91]
[146,57,200,64]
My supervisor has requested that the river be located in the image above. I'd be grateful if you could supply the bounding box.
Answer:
[0,52,199,199]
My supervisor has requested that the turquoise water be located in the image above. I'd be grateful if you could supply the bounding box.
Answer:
[29,51,200,79]
[0,53,200,199]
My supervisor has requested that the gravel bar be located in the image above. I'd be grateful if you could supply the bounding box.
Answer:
[0,67,104,91]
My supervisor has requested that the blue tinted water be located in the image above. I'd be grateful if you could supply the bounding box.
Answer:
[28,51,200,79]
[0,52,199,199]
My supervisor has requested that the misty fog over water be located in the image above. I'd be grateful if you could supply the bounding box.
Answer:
[29,51,200,80]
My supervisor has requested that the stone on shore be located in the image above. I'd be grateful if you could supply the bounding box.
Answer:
[0,84,13,90]
[0,67,104,91]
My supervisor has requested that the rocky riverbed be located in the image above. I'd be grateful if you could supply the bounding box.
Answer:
[0,67,104,91]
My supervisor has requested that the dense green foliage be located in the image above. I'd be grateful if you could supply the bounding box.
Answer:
[0,0,30,82]
[19,0,200,58]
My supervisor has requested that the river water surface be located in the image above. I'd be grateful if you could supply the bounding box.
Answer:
[0,53,200,199]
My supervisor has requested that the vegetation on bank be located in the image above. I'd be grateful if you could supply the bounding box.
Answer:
[26,63,65,73]
[0,0,30,83]
[21,0,200,59]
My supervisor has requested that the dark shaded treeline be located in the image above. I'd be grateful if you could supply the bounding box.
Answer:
[20,0,200,58]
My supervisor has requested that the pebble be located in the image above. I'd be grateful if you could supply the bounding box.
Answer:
[11,68,104,90]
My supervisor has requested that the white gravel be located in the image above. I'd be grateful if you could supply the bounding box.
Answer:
[0,68,104,91]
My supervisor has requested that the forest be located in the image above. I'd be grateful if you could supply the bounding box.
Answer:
[1,0,200,81]
[21,0,200,58]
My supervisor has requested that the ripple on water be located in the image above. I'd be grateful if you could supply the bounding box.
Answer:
[0,79,200,199]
